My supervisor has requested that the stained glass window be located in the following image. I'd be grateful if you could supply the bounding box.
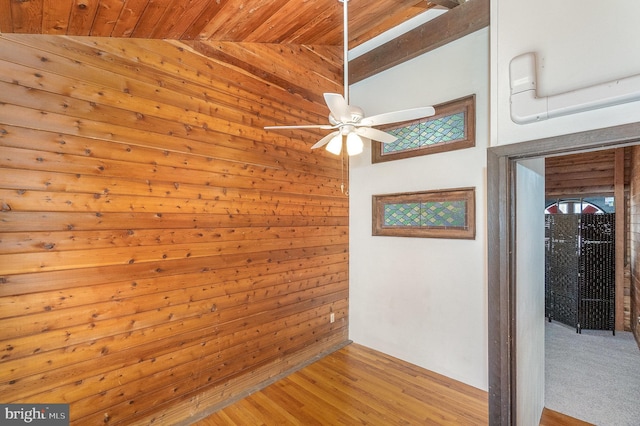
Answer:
[383,112,466,154]
[373,188,475,239]
[372,95,475,164]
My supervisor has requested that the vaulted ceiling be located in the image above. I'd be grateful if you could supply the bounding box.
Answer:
[0,0,488,84]
[0,0,456,47]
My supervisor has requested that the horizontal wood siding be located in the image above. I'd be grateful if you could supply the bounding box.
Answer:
[630,146,640,346]
[545,148,631,197]
[0,34,347,425]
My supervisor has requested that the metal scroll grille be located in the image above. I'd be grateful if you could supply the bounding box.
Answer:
[545,213,615,332]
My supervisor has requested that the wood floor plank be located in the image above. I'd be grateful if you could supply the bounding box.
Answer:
[189,343,489,425]
[307,346,485,424]
[539,408,594,426]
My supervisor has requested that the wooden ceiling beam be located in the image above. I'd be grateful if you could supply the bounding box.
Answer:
[349,0,489,84]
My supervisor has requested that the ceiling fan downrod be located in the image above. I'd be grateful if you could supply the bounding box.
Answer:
[338,0,349,104]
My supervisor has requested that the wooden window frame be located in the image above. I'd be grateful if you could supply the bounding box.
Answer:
[372,187,476,239]
[372,94,476,164]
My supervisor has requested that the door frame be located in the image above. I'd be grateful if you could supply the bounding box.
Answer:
[486,121,640,425]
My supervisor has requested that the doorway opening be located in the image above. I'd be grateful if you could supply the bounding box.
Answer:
[486,121,640,425]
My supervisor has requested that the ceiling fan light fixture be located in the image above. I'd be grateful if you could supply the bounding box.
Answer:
[261,0,435,160]
[326,134,343,155]
[346,132,364,156]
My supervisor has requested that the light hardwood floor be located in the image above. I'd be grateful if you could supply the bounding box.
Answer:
[192,343,487,425]
[540,408,594,426]
[190,343,589,425]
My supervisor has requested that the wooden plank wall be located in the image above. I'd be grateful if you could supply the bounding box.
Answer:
[545,148,631,197]
[630,146,640,347]
[0,34,348,425]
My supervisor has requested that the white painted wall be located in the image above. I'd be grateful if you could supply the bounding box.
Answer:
[348,0,640,400]
[491,0,640,146]
[349,28,489,390]
[515,159,546,426]
[489,0,640,421]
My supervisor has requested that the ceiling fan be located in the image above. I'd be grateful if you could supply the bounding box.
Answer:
[264,0,436,156]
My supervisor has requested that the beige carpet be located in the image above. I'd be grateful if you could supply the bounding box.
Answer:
[545,320,640,426]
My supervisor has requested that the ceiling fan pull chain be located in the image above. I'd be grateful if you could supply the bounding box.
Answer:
[340,143,345,194]
[341,140,349,196]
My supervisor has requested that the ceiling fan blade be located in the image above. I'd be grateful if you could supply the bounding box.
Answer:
[264,124,334,130]
[324,93,352,123]
[311,131,340,149]
[359,106,435,127]
[355,127,397,143]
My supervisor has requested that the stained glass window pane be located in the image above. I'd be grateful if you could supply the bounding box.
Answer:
[373,188,475,238]
[421,201,467,227]
[384,203,421,226]
[372,95,475,164]
[383,112,466,154]
[382,201,467,228]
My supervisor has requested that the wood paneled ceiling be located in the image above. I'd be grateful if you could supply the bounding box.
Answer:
[0,0,489,85]
[0,0,463,49]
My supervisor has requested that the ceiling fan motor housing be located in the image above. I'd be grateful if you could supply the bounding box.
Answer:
[347,106,364,123]
[328,105,364,126]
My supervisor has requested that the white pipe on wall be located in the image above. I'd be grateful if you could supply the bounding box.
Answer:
[509,52,640,124]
